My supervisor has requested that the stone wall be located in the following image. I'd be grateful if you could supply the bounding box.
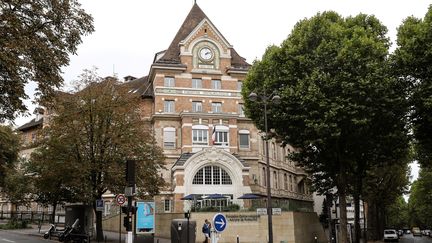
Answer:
[103,211,326,243]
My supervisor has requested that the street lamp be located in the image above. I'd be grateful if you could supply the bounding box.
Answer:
[249,91,280,243]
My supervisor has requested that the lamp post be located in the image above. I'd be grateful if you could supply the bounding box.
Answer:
[249,91,280,243]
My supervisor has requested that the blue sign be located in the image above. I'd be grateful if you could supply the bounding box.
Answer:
[136,201,155,233]
[96,199,104,211]
[213,213,227,232]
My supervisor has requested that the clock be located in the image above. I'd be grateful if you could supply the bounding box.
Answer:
[199,47,213,61]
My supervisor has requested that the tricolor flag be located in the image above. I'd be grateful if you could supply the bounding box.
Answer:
[211,126,216,145]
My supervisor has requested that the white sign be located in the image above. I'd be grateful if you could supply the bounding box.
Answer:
[257,208,267,215]
[115,194,126,206]
[256,208,282,215]
[272,208,282,215]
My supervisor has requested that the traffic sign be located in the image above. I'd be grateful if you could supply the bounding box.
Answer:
[96,199,104,211]
[116,194,126,206]
[213,213,227,232]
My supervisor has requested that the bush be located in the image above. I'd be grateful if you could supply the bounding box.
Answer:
[0,219,29,229]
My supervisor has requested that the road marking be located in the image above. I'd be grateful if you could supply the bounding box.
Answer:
[1,239,16,243]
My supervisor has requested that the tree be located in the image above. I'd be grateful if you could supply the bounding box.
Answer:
[386,196,408,229]
[32,69,166,240]
[0,125,20,187]
[393,5,432,168]
[243,12,409,243]
[363,163,410,239]
[0,0,94,122]
[408,169,432,228]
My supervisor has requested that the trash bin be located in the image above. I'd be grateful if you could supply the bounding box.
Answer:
[171,219,196,243]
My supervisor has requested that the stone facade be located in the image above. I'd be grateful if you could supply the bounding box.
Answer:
[138,3,313,213]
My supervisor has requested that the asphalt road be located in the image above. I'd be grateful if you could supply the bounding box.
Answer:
[399,234,432,243]
[0,231,51,243]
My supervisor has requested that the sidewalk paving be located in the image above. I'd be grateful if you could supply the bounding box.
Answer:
[0,222,170,243]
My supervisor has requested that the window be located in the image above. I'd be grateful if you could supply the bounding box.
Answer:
[284,173,288,190]
[239,130,250,149]
[192,78,202,88]
[262,167,266,187]
[289,175,293,191]
[192,101,203,112]
[237,81,243,91]
[164,77,175,87]
[272,142,276,159]
[164,199,171,212]
[238,104,245,117]
[164,100,175,113]
[212,80,221,89]
[273,171,278,189]
[212,102,222,113]
[192,166,232,185]
[192,126,208,145]
[163,127,176,149]
[213,126,228,146]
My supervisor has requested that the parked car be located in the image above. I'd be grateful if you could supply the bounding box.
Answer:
[412,227,422,237]
[397,230,404,236]
[384,229,399,242]
[423,229,431,237]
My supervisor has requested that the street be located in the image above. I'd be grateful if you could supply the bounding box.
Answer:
[399,235,432,243]
[0,231,50,243]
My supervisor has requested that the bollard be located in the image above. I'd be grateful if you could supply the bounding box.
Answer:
[237,235,239,243]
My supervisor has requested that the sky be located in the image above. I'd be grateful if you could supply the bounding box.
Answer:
[14,0,430,184]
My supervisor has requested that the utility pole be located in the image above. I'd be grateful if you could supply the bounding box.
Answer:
[125,160,136,243]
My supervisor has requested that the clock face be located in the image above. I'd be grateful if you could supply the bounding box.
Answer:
[199,47,213,61]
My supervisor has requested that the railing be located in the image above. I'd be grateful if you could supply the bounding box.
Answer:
[0,210,65,224]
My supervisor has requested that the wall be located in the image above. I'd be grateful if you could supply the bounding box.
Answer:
[156,211,326,243]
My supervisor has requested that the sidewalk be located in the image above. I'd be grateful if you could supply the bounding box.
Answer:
[0,222,170,243]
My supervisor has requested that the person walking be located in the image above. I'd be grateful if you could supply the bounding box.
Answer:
[202,219,211,243]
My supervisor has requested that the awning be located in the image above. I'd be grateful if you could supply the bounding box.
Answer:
[205,193,226,199]
[181,194,202,200]
[237,193,262,199]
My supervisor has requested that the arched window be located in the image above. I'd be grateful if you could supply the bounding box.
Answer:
[192,165,232,185]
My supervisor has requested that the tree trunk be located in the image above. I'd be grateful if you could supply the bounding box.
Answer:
[93,200,104,241]
[353,191,361,243]
[339,189,349,243]
[51,203,57,224]
[338,157,349,243]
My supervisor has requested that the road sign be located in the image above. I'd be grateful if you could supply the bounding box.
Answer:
[256,208,282,215]
[213,213,227,232]
[96,199,104,211]
[116,194,126,206]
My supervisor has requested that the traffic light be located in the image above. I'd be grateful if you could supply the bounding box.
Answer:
[125,160,135,186]
[123,216,129,228]
[121,205,137,214]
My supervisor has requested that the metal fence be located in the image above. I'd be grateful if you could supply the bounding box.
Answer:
[0,210,65,224]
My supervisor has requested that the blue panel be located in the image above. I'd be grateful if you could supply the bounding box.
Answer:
[136,201,155,233]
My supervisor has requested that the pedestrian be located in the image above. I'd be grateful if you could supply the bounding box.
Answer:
[202,219,211,243]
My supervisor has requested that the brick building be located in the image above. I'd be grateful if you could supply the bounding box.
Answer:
[125,3,313,213]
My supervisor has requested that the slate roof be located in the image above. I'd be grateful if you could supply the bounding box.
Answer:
[17,118,43,131]
[123,76,153,98]
[155,3,250,69]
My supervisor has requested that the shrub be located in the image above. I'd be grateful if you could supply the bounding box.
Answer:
[0,219,29,229]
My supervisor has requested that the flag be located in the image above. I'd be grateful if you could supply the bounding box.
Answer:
[212,126,216,145]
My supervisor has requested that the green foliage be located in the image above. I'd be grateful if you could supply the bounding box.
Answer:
[197,204,240,212]
[0,125,20,187]
[0,0,94,122]
[386,196,408,229]
[2,163,33,205]
[0,219,29,229]
[243,11,410,242]
[408,168,432,228]
[393,5,432,168]
[30,69,166,240]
